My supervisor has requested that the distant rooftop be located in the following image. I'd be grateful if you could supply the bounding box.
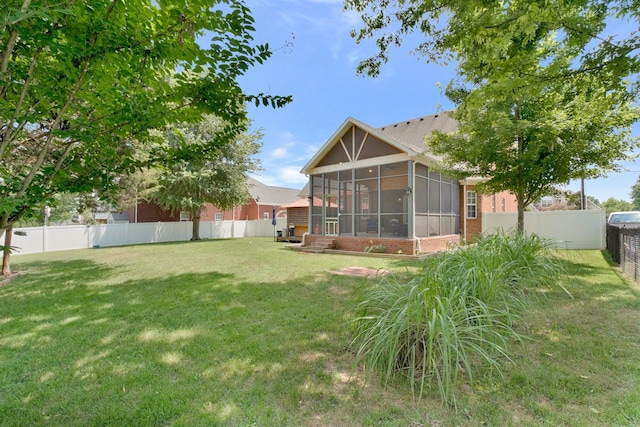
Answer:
[247,176,302,206]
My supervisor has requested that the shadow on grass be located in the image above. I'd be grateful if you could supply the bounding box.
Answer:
[0,264,389,426]
[0,259,116,304]
[499,250,640,424]
[556,251,640,303]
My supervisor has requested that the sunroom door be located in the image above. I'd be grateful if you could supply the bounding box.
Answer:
[324,194,338,236]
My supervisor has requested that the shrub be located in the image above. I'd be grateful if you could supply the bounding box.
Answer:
[365,241,386,253]
[350,231,564,408]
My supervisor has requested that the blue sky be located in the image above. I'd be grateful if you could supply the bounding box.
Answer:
[239,0,639,203]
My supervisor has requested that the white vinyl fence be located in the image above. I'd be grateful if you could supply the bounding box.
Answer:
[3,219,290,256]
[482,210,606,250]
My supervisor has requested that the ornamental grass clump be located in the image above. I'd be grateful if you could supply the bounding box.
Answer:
[473,228,566,291]
[350,231,564,408]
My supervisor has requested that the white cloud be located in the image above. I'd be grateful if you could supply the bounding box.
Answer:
[279,166,308,184]
[250,173,277,187]
[279,131,298,144]
[250,166,307,189]
[304,144,319,156]
[346,49,361,64]
[271,147,289,159]
[341,9,362,27]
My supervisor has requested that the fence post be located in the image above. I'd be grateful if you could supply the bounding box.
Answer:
[631,230,638,282]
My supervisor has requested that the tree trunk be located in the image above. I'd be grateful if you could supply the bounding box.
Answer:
[191,213,201,240]
[2,224,12,276]
[517,197,525,234]
[513,101,526,234]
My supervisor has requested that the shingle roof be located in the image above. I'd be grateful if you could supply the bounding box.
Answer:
[247,176,302,206]
[300,112,460,175]
[377,112,458,156]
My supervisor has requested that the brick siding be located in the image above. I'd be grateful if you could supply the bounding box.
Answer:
[304,234,461,255]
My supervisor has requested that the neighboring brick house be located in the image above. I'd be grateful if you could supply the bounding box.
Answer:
[299,113,518,255]
[127,177,302,223]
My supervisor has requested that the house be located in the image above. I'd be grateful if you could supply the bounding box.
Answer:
[532,194,601,211]
[95,212,130,224]
[299,113,518,255]
[278,193,328,241]
[275,198,310,242]
[127,177,301,223]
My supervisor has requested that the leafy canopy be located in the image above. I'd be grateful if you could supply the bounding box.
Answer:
[347,0,640,231]
[0,0,290,229]
[630,175,640,209]
[0,0,291,274]
[151,113,262,240]
[601,197,634,215]
[347,0,639,81]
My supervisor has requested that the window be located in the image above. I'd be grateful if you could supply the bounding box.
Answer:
[541,197,553,208]
[467,191,477,219]
[179,211,190,222]
[361,197,369,217]
[215,213,223,221]
[263,212,269,220]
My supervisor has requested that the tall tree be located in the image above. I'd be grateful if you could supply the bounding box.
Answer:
[430,72,638,231]
[0,0,290,275]
[347,0,639,231]
[347,0,639,81]
[601,197,634,215]
[152,114,262,240]
[630,175,640,209]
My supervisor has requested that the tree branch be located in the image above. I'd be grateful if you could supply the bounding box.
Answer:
[0,48,43,153]
[0,0,32,74]
[16,58,93,199]
[14,0,119,198]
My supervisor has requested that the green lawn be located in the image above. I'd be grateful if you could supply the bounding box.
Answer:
[1,239,639,426]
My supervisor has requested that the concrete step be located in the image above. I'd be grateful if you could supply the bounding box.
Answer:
[303,238,336,253]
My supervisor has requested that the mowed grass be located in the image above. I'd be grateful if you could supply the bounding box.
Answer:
[1,238,639,426]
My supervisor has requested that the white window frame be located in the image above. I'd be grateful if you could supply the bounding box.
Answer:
[466,191,477,219]
[179,211,190,222]
[361,197,369,218]
[263,212,269,220]
[215,213,223,221]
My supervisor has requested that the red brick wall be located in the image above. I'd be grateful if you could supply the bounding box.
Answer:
[461,186,482,242]
[304,235,461,255]
[335,236,416,254]
[128,199,270,223]
[205,199,258,221]
[127,201,179,223]
[480,191,518,213]
[462,186,518,242]
[418,235,461,252]
[199,203,255,221]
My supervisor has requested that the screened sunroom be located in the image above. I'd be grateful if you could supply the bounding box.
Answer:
[301,114,462,252]
[308,162,460,238]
